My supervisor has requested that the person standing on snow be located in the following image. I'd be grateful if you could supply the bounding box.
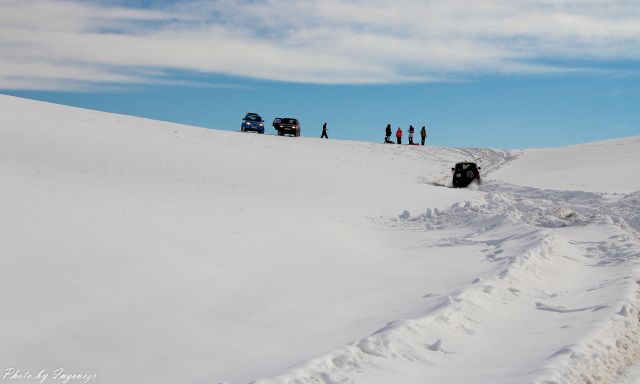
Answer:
[385,123,392,142]
[420,125,427,146]
[396,127,403,144]
[321,122,328,139]
[408,125,415,144]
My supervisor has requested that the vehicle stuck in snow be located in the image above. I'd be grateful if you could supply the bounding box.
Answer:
[452,162,481,188]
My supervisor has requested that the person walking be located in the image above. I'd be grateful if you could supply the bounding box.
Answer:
[420,125,427,146]
[396,127,403,144]
[385,123,392,143]
[408,125,415,144]
[321,122,328,139]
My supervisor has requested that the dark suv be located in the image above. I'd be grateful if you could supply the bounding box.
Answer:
[241,112,265,134]
[273,117,300,137]
[451,162,481,188]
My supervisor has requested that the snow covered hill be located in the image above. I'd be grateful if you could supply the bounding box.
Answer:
[492,137,640,194]
[1,95,638,384]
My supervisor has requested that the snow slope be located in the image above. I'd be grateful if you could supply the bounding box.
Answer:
[491,137,640,194]
[1,95,638,384]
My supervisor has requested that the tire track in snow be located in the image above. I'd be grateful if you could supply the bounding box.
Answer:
[417,147,516,187]
[251,157,640,383]
[415,183,640,384]
[406,182,640,384]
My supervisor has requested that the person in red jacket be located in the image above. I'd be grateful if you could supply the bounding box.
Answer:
[396,127,403,144]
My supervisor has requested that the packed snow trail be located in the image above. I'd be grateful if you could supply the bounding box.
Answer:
[253,178,640,383]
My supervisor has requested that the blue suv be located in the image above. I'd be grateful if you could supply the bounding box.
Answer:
[241,112,265,134]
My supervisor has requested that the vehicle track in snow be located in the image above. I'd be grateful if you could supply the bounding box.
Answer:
[417,147,517,187]
[252,149,640,384]
[472,182,640,384]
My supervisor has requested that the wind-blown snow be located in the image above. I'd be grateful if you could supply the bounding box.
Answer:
[1,95,638,384]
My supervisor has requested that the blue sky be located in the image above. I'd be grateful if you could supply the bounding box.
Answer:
[1,0,639,148]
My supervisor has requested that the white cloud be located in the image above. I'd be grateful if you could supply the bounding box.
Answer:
[1,0,639,90]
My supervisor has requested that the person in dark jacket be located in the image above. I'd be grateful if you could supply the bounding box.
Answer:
[396,127,403,144]
[321,122,328,139]
[408,125,415,144]
[385,123,392,142]
[420,126,427,145]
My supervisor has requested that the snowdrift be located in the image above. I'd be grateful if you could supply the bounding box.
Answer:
[1,95,638,384]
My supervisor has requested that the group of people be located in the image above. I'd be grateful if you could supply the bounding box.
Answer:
[385,124,427,145]
[318,122,428,144]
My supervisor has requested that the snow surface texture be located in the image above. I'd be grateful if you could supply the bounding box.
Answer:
[0,95,639,384]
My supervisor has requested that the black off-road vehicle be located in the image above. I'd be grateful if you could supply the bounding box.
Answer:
[273,117,300,137]
[451,162,481,188]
